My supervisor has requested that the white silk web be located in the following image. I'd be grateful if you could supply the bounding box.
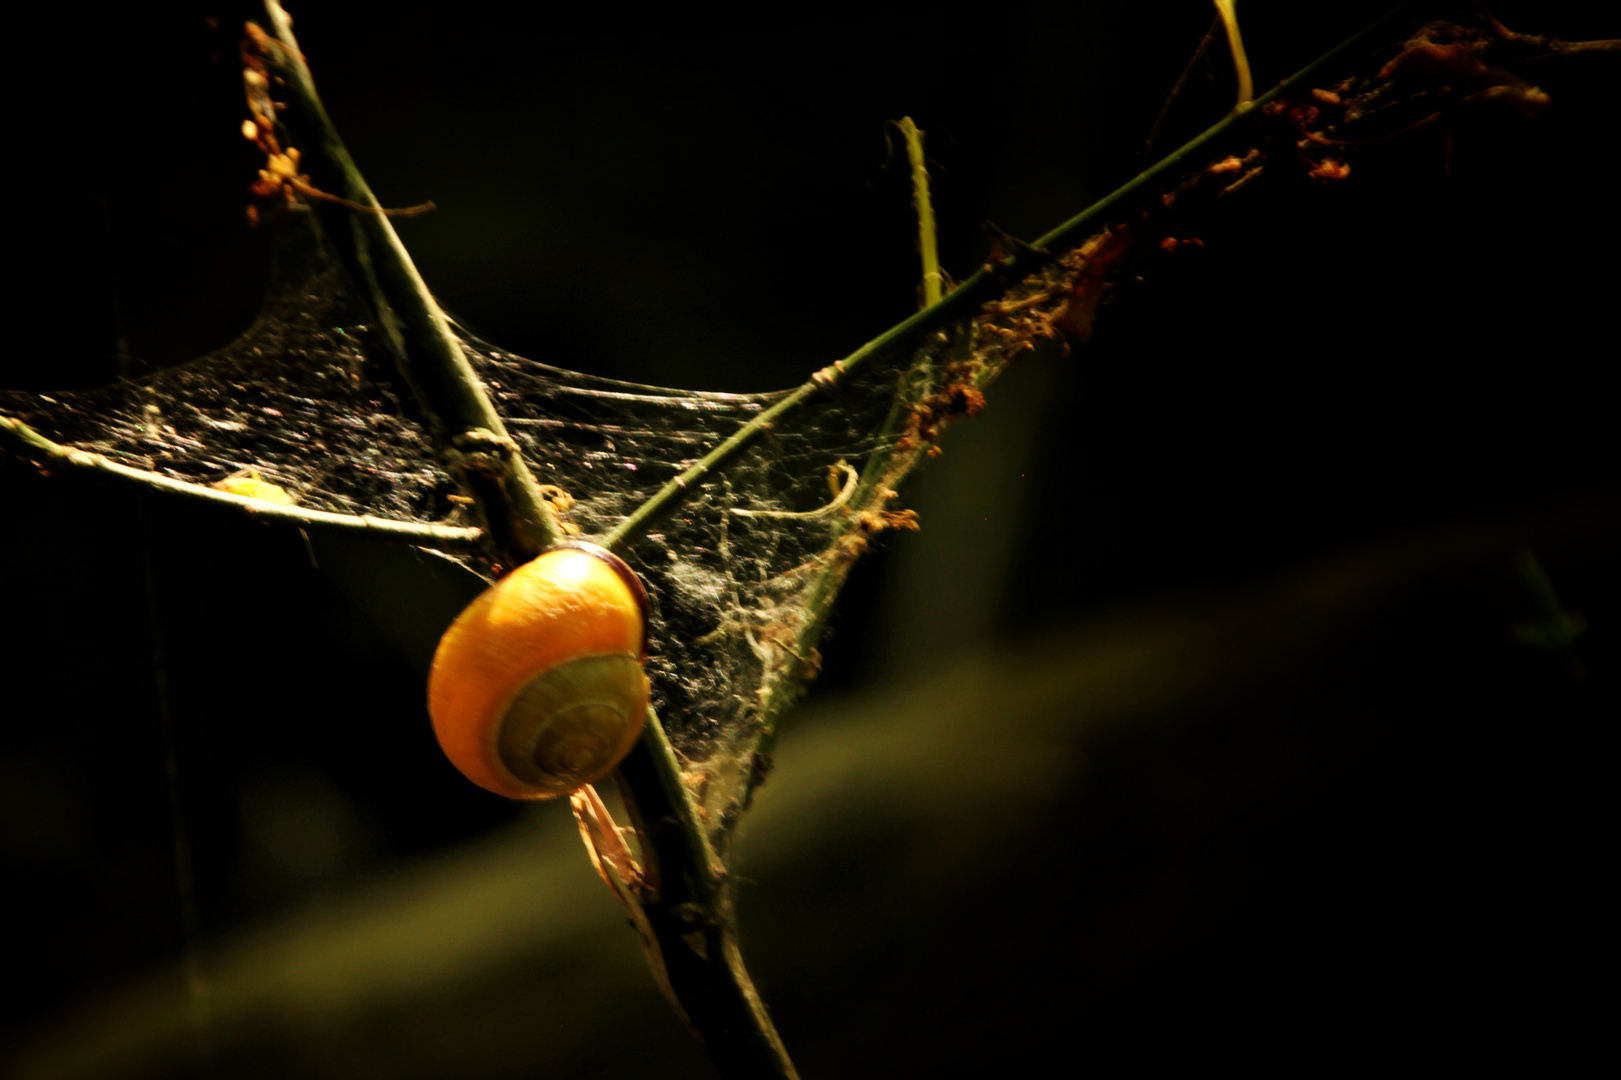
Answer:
[1,206,1050,838]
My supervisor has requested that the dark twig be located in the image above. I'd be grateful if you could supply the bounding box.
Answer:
[1479,9,1621,54]
[248,0,558,568]
[1146,14,1223,155]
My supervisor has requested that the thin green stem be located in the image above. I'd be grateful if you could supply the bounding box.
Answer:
[603,381,823,553]
[133,490,214,1076]
[613,713,799,1079]
[1146,15,1222,154]
[1214,0,1255,106]
[898,117,944,307]
[0,417,484,550]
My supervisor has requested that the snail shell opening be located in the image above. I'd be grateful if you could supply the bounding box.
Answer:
[497,653,648,796]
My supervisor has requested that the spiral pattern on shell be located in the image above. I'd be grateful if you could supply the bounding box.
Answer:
[428,543,650,799]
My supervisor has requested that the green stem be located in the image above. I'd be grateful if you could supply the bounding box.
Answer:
[1214,0,1255,106]
[241,6,793,1072]
[253,0,559,566]
[898,117,944,307]
[614,715,799,1079]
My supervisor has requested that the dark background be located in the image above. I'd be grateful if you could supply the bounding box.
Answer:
[2,2,1614,1075]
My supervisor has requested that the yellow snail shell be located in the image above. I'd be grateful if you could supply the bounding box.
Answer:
[428,542,650,799]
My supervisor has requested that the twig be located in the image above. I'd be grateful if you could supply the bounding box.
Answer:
[1,416,484,550]
[249,0,559,567]
[1146,14,1222,154]
[286,176,437,218]
[614,711,799,1078]
[1480,10,1621,54]
[1214,1,1255,106]
[897,117,945,307]
[245,4,802,1073]
[731,463,858,519]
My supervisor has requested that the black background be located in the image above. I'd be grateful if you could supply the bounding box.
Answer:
[2,2,1615,1075]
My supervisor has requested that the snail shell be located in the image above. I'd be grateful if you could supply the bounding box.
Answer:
[428,542,650,799]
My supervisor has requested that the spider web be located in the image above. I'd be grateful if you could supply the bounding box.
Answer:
[1,206,1032,837]
[7,0,1446,839]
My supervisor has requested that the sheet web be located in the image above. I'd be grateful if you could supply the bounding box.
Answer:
[2,219,445,524]
[468,289,925,809]
[477,332,909,796]
[0,208,974,825]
